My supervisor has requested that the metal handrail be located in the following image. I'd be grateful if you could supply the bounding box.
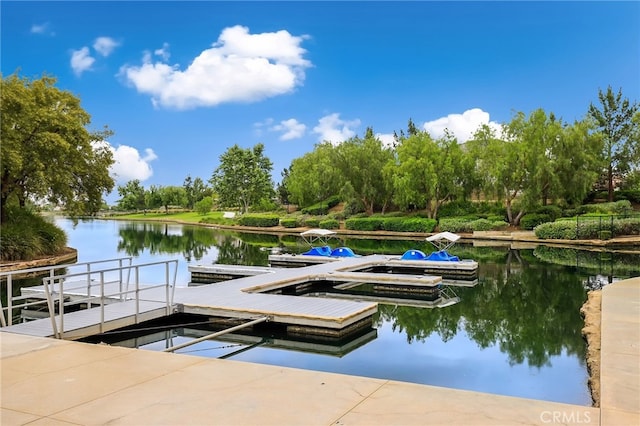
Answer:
[41,259,178,339]
[0,257,133,327]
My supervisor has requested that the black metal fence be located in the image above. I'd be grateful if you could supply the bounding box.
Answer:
[574,213,640,240]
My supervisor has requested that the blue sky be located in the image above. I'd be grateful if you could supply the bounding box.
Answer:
[2,1,639,203]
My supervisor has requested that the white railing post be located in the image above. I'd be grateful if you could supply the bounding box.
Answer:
[0,298,6,328]
[58,277,65,338]
[171,260,178,305]
[165,262,170,314]
[135,266,140,323]
[7,275,13,326]
[118,258,124,301]
[42,277,60,338]
[100,271,105,334]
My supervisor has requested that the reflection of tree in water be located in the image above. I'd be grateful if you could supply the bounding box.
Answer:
[117,223,218,261]
[216,234,270,265]
[378,250,588,368]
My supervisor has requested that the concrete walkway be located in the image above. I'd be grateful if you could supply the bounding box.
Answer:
[599,277,640,425]
[2,278,638,425]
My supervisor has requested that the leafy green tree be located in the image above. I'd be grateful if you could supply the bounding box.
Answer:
[183,175,210,209]
[276,167,292,209]
[554,119,603,205]
[192,177,210,203]
[331,128,395,214]
[144,185,162,210]
[117,179,146,211]
[1,73,114,222]
[392,130,464,219]
[194,196,214,215]
[287,142,342,208]
[183,175,195,209]
[210,143,274,214]
[588,86,639,201]
[158,186,187,213]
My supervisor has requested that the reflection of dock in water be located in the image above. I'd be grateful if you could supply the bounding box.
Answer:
[89,321,378,358]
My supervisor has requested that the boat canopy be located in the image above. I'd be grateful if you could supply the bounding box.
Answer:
[426,232,461,252]
[300,229,338,246]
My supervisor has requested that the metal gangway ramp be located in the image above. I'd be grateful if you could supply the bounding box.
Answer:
[1,259,178,340]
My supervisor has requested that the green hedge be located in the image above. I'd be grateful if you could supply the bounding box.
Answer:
[577,200,633,216]
[237,214,280,227]
[437,200,506,218]
[520,213,552,230]
[616,189,640,203]
[280,217,299,228]
[304,218,320,228]
[345,216,436,232]
[438,218,507,233]
[345,217,384,231]
[534,217,640,240]
[319,218,340,229]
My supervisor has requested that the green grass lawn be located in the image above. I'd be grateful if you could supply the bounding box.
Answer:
[111,210,230,225]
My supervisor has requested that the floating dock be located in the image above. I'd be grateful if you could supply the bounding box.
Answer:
[267,253,479,278]
[4,255,446,341]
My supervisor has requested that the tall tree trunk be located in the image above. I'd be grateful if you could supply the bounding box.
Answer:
[0,195,7,224]
[608,164,614,202]
[506,198,514,225]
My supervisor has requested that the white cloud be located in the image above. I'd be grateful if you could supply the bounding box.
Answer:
[119,25,312,109]
[422,108,502,142]
[271,118,306,140]
[376,133,396,148]
[312,113,360,145]
[154,42,171,61]
[93,36,119,57]
[31,22,54,36]
[105,144,158,183]
[70,47,95,76]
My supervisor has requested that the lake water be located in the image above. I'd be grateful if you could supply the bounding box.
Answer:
[48,217,640,406]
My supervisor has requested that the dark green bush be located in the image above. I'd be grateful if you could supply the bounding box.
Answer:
[599,230,612,240]
[577,200,632,216]
[520,213,552,230]
[616,190,640,203]
[438,218,473,233]
[438,200,476,217]
[381,217,437,232]
[534,205,562,221]
[535,217,640,240]
[304,218,320,228]
[0,208,68,261]
[470,219,507,231]
[280,217,299,228]
[237,214,279,227]
[534,221,577,240]
[438,217,506,233]
[319,218,340,229]
[612,218,640,235]
[345,217,384,231]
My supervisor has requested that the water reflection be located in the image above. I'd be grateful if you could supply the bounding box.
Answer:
[47,218,640,405]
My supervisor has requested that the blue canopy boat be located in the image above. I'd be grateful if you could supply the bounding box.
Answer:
[401,232,462,262]
[300,229,357,257]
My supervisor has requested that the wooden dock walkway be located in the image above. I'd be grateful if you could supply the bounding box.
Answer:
[2,300,170,339]
[2,255,455,340]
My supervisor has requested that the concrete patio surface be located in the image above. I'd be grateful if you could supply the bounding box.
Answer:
[2,277,638,425]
